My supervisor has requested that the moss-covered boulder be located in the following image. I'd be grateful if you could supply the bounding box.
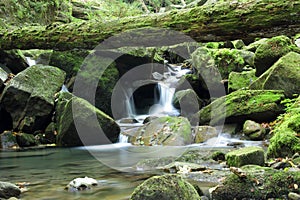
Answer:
[228,69,257,93]
[55,92,120,146]
[130,174,201,200]
[212,165,300,200]
[195,90,286,125]
[225,146,265,167]
[129,116,192,146]
[254,35,293,76]
[267,97,300,158]
[0,65,65,132]
[250,52,300,97]
[243,120,266,140]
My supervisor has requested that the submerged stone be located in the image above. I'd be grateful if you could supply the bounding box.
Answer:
[225,146,265,167]
[130,174,201,200]
[250,52,300,97]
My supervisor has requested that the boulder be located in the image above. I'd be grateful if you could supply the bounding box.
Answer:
[16,132,38,147]
[55,92,120,146]
[254,35,293,76]
[129,116,192,146]
[0,67,8,90]
[0,181,21,199]
[228,69,257,92]
[243,120,266,140]
[195,90,286,125]
[65,176,98,192]
[212,165,300,200]
[194,126,218,143]
[130,174,201,200]
[225,146,265,167]
[267,96,300,158]
[0,65,66,132]
[250,52,300,97]
[0,131,18,149]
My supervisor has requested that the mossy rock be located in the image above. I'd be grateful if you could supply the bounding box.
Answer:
[225,146,265,167]
[55,92,120,146]
[16,132,38,147]
[267,96,300,158]
[250,52,300,97]
[254,35,293,76]
[228,69,257,93]
[129,116,192,146]
[212,165,300,200]
[0,65,66,132]
[243,120,266,140]
[130,174,201,200]
[195,90,286,125]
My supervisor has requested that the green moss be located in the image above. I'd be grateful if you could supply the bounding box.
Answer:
[228,70,257,92]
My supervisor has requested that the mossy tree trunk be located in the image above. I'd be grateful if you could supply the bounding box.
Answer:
[0,0,299,50]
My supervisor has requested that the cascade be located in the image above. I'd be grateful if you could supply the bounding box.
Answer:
[25,57,36,67]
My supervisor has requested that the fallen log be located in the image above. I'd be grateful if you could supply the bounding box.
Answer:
[0,0,299,50]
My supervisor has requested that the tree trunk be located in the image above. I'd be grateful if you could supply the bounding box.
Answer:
[0,0,299,50]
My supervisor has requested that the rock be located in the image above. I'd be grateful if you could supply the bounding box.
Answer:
[0,67,8,90]
[136,157,176,171]
[288,192,300,200]
[250,52,300,97]
[243,120,266,140]
[211,151,226,161]
[130,174,201,200]
[16,132,38,147]
[55,92,120,146]
[254,35,293,76]
[0,65,66,132]
[225,146,265,167]
[267,96,300,158]
[65,176,98,192]
[0,181,21,199]
[243,38,268,52]
[118,118,139,124]
[228,69,257,92]
[143,116,159,124]
[211,165,300,200]
[0,50,29,74]
[194,126,218,143]
[231,39,245,49]
[160,162,206,173]
[173,89,203,118]
[0,131,18,149]
[129,116,192,146]
[195,90,285,125]
[22,49,53,65]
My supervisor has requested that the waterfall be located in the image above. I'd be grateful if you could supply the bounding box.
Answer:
[125,88,136,118]
[25,57,36,67]
[118,134,129,143]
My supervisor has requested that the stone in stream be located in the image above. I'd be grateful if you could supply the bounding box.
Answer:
[15,132,38,147]
[130,174,201,200]
[129,116,192,146]
[194,126,218,143]
[0,131,18,149]
[0,65,66,133]
[0,181,21,199]
[65,176,98,192]
[55,92,120,146]
[250,51,300,97]
[225,146,265,167]
[253,35,293,76]
[195,90,286,125]
[242,120,266,140]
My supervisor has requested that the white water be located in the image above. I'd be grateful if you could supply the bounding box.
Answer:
[25,57,36,67]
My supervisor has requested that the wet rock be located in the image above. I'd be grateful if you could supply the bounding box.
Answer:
[225,146,265,167]
[244,38,268,52]
[243,120,266,140]
[143,116,158,124]
[55,92,120,146]
[0,181,21,199]
[130,174,201,200]
[254,35,293,76]
[129,116,192,146]
[195,90,285,125]
[160,162,206,173]
[228,69,257,92]
[194,126,218,143]
[118,118,139,124]
[0,65,66,133]
[0,67,8,90]
[0,131,18,149]
[267,96,300,158]
[65,176,98,192]
[16,132,38,147]
[136,157,176,171]
[250,52,300,97]
[211,151,226,161]
[288,192,300,200]
[173,89,204,119]
[211,165,300,200]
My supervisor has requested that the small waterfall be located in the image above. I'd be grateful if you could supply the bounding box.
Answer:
[25,57,36,67]
[118,134,129,143]
[125,88,136,118]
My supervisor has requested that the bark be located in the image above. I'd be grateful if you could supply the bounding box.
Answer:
[0,0,299,50]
